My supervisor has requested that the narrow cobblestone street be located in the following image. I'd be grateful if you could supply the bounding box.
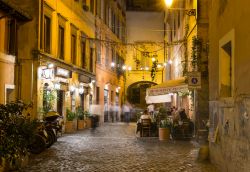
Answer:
[22,123,219,172]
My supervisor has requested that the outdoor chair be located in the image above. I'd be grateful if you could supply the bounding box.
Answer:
[141,119,151,137]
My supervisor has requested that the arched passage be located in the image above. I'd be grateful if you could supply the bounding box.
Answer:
[127,81,156,109]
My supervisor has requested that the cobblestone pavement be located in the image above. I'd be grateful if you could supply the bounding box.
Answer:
[22,123,219,172]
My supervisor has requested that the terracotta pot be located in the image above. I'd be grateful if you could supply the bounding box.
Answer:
[159,128,170,141]
[85,118,92,128]
[65,121,75,133]
[77,120,85,130]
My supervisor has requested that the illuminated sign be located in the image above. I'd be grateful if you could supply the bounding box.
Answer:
[41,68,54,79]
[55,67,71,78]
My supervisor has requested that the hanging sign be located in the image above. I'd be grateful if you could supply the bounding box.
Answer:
[188,72,201,89]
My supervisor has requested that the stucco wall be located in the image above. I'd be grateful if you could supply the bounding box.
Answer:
[209,0,250,171]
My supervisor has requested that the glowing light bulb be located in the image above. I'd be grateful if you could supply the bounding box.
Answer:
[165,0,173,7]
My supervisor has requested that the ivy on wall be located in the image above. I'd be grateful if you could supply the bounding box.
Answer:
[151,59,158,81]
[191,37,202,71]
[182,24,189,76]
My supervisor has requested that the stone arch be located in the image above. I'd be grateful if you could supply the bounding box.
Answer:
[127,81,157,109]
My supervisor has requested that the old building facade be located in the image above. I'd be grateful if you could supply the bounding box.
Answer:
[164,0,209,128]
[6,0,96,128]
[0,0,31,104]
[95,0,126,122]
[209,0,250,171]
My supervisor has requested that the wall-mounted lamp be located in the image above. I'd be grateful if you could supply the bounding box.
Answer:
[79,87,84,94]
[164,0,196,16]
[47,63,54,69]
[122,65,127,70]
[69,85,75,92]
[164,0,173,7]
[110,62,115,67]
[54,82,61,90]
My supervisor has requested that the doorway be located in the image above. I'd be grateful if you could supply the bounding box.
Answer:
[57,90,64,116]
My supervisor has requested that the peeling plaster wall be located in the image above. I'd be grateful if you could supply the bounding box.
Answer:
[209,0,250,171]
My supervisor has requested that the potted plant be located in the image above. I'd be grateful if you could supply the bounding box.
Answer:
[76,107,85,130]
[65,109,76,133]
[84,111,92,128]
[159,117,172,141]
[0,101,37,171]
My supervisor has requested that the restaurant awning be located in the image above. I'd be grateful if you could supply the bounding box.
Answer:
[145,77,188,104]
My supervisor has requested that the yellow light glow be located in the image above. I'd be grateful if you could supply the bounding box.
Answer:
[164,0,173,7]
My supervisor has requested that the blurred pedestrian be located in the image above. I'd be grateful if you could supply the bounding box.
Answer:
[122,102,131,124]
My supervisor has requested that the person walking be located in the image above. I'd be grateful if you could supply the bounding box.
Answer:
[122,102,131,124]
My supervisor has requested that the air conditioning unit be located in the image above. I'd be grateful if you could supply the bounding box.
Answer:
[82,5,89,12]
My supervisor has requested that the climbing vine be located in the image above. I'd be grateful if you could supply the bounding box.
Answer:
[182,24,189,76]
[191,37,202,71]
[151,59,158,81]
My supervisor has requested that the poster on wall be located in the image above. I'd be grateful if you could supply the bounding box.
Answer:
[209,101,219,143]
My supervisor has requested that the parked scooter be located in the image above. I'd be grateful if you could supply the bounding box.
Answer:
[28,121,48,154]
[28,111,63,154]
[44,111,63,138]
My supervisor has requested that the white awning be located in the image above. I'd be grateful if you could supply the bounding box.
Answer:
[146,77,188,96]
[145,94,171,104]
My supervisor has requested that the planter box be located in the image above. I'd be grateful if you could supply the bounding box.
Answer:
[65,121,75,133]
[159,128,170,141]
[77,120,85,130]
[85,118,92,128]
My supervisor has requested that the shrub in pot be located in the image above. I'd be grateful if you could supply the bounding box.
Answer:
[65,109,76,133]
[0,101,38,171]
[76,107,85,130]
[159,117,172,141]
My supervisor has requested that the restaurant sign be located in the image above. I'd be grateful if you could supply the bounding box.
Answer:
[147,85,188,96]
[55,67,72,78]
[79,74,91,83]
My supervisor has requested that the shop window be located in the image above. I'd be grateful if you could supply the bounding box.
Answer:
[44,16,51,53]
[6,19,16,55]
[58,26,65,60]
[71,92,76,112]
[89,94,93,105]
[71,34,76,65]
[5,85,15,104]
